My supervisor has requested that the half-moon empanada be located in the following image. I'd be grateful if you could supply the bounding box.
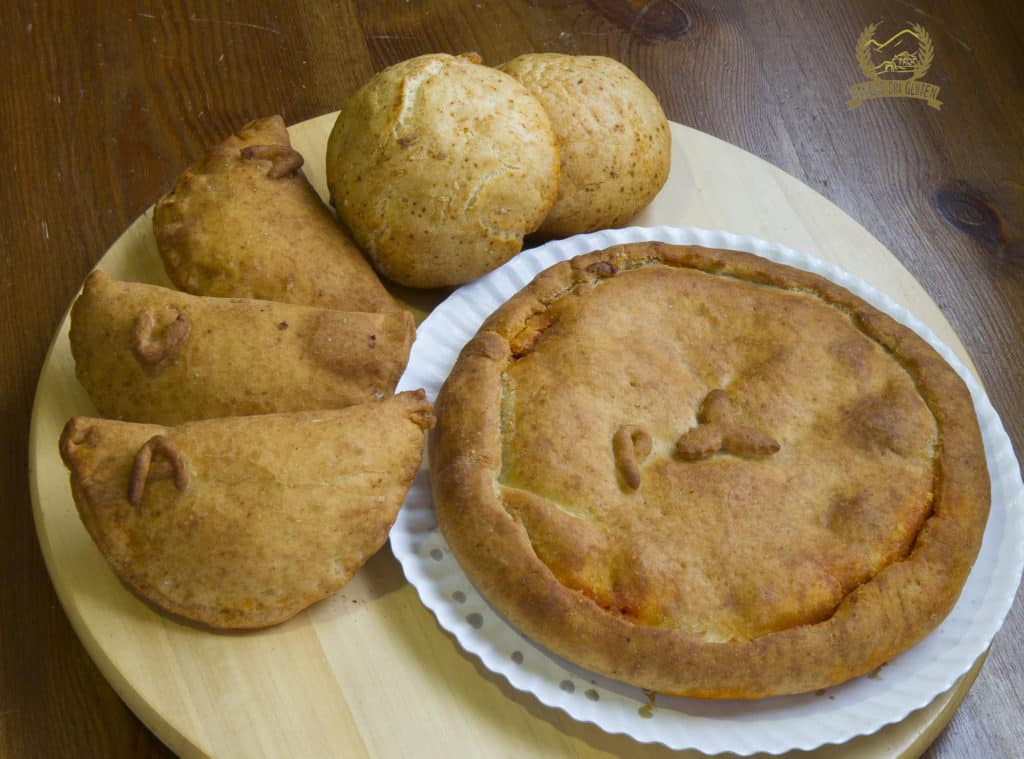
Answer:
[70,270,415,424]
[59,390,434,629]
[154,115,400,313]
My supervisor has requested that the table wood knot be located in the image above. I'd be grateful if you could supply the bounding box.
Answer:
[934,179,1007,253]
[588,0,691,42]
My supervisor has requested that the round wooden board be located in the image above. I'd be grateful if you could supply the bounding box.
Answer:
[30,113,983,758]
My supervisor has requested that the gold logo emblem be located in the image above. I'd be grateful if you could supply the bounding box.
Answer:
[848,22,942,110]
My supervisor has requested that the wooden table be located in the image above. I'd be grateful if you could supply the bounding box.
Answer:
[2,2,1020,757]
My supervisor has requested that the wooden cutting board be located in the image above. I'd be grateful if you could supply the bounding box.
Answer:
[30,113,982,758]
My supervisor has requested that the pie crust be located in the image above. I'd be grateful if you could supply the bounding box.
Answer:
[430,242,990,698]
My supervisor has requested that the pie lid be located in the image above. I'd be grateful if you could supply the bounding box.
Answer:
[393,225,1024,755]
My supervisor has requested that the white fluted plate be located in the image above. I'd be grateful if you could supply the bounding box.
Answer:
[393,225,1024,756]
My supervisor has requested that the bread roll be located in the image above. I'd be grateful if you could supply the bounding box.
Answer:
[326,53,560,288]
[498,54,671,237]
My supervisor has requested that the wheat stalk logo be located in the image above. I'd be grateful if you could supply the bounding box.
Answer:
[909,23,934,80]
[857,22,880,80]
[848,21,942,110]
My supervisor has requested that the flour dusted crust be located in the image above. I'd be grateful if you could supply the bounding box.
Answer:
[498,54,671,238]
[154,115,400,313]
[325,53,560,288]
[60,391,434,629]
[431,242,990,698]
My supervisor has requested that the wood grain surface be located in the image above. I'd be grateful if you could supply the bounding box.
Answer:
[1,1,1020,757]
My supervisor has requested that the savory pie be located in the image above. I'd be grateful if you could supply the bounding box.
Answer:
[430,242,989,698]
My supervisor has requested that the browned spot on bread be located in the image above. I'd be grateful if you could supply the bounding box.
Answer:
[843,381,934,457]
[586,260,618,278]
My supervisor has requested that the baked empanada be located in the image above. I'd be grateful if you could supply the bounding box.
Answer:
[154,115,400,312]
[70,270,414,424]
[59,391,434,629]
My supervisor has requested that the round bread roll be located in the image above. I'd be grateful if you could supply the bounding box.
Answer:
[498,54,671,238]
[325,53,560,288]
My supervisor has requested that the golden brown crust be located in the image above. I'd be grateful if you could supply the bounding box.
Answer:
[154,115,400,313]
[70,270,415,424]
[431,242,989,697]
[60,391,434,629]
[497,54,671,238]
[325,53,560,288]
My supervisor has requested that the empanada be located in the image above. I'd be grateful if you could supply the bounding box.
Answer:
[59,391,434,629]
[154,115,400,312]
[70,271,414,424]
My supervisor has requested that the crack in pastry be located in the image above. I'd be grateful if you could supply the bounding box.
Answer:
[463,166,512,214]
[393,58,448,136]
